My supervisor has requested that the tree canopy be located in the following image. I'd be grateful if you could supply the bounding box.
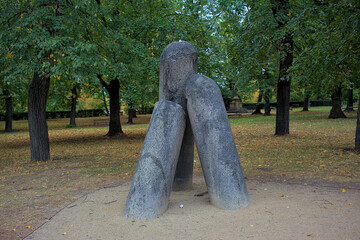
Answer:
[1,0,359,159]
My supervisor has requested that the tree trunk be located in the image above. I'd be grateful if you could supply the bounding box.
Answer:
[3,90,12,132]
[345,88,354,111]
[127,109,135,124]
[303,96,310,111]
[252,88,263,114]
[355,95,360,151]
[108,79,123,135]
[98,75,123,135]
[28,72,50,161]
[271,0,293,135]
[276,79,291,135]
[69,86,77,126]
[264,90,271,116]
[329,86,346,118]
[275,32,293,135]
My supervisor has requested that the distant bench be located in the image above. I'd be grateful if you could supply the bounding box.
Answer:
[93,118,109,126]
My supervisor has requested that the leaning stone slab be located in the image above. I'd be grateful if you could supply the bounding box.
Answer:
[159,41,198,190]
[123,100,186,220]
[185,74,250,210]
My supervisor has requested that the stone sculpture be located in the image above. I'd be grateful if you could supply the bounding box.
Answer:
[124,41,249,220]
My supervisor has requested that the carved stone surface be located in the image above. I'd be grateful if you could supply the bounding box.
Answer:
[123,100,186,220]
[159,41,198,109]
[159,41,198,190]
[185,74,250,210]
[124,42,249,220]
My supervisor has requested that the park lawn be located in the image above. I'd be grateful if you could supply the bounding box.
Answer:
[0,108,359,239]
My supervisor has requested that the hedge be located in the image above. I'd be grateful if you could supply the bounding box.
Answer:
[0,109,106,121]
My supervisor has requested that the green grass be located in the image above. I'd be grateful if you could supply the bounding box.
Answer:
[0,107,359,239]
[229,108,358,181]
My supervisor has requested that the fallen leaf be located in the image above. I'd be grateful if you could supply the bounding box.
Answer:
[279,194,284,197]
[307,233,313,237]
[342,189,346,193]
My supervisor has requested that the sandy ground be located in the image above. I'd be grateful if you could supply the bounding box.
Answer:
[25,177,360,240]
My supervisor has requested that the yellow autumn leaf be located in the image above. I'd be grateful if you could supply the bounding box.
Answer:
[50,53,54,58]
[57,75,61,80]
[279,194,284,197]
[342,189,346,193]
[0,185,4,187]
[6,52,13,60]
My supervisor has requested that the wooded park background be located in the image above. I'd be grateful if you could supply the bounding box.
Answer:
[0,0,359,161]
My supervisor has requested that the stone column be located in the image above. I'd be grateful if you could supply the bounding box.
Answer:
[124,100,186,220]
[159,41,198,190]
[185,74,250,210]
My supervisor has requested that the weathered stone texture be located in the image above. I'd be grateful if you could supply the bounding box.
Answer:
[159,41,198,190]
[185,74,250,210]
[123,100,186,220]
[159,41,198,109]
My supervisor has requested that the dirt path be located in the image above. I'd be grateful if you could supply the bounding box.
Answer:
[25,177,360,240]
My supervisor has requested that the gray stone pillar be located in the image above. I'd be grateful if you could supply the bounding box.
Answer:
[159,41,198,190]
[124,100,186,220]
[185,74,250,210]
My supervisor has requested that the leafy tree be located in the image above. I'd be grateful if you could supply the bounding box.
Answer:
[290,0,360,118]
[0,0,100,161]
[220,0,293,134]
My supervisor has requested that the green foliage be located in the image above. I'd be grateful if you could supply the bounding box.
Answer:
[1,0,358,114]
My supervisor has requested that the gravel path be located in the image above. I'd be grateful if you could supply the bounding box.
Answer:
[25,177,360,240]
